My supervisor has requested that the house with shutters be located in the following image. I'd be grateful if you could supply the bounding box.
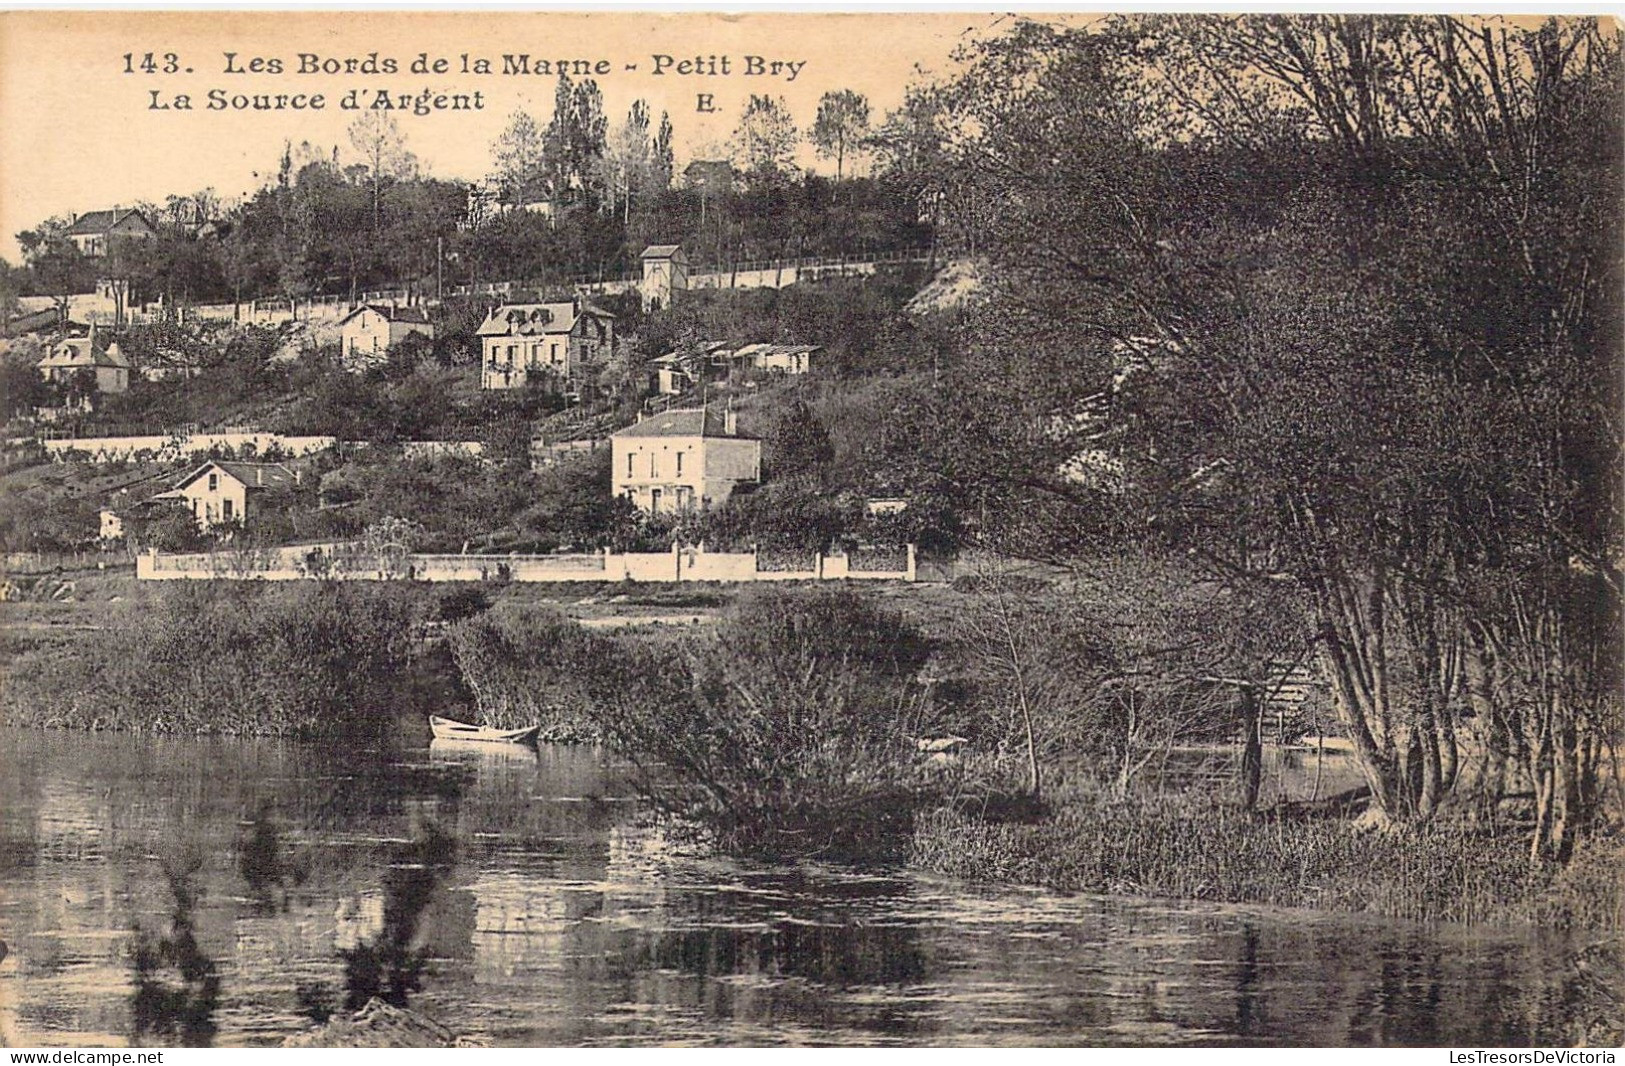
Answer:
[63,207,156,257]
[477,299,615,391]
[36,324,131,394]
[149,460,300,530]
[610,407,760,515]
[336,304,435,370]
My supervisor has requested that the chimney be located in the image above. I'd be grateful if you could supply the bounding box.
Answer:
[724,406,737,436]
[89,320,97,349]
[257,468,264,486]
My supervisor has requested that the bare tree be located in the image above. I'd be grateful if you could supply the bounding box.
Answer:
[812,89,871,183]
[347,111,418,230]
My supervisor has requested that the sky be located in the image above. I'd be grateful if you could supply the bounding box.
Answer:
[0,10,1034,261]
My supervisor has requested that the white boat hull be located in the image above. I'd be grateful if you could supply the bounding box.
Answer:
[428,715,539,745]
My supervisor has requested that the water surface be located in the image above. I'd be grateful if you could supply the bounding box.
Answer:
[0,727,1587,1047]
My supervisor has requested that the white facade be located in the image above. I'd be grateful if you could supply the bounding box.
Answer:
[610,409,760,515]
[478,301,614,391]
[338,305,434,369]
[640,245,689,313]
[154,461,298,530]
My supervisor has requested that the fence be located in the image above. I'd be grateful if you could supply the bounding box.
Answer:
[3,550,131,574]
[40,432,337,464]
[137,543,916,584]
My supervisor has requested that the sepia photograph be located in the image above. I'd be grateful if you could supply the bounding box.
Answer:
[0,8,1620,1050]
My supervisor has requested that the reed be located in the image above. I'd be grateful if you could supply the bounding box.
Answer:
[1,582,425,737]
[910,786,1623,931]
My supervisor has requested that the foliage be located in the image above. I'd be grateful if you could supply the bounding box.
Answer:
[915,15,1622,859]
[912,786,1623,931]
[950,557,1305,802]
[1,583,425,736]
[730,95,800,185]
[812,90,872,183]
[583,587,936,857]
[446,609,603,736]
[514,449,642,551]
[760,398,833,480]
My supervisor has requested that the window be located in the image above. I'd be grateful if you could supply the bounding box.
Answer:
[649,453,657,478]
[223,499,234,521]
[207,473,218,491]
[675,452,684,476]
[626,452,635,477]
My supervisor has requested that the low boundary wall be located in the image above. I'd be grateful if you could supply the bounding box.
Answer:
[137,543,915,584]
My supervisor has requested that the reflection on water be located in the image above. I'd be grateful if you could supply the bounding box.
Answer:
[0,727,1590,1047]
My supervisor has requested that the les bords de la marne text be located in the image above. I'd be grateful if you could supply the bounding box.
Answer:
[127,50,809,116]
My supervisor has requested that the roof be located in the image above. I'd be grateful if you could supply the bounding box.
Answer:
[610,408,750,440]
[338,303,433,327]
[169,460,298,493]
[64,208,152,237]
[37,336,130,370]
[641,244,685,260]
[476,302,577,338]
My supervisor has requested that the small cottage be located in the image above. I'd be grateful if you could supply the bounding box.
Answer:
[336,304,435,370]
[150,460,300,530]
[37,325,131,394]
[640,244,689,313]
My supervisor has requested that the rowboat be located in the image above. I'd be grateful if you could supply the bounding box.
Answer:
[428,715,539,746]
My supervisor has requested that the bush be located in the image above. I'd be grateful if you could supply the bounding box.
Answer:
[1,583,424,737]
[445,609,603,737]
[583,587,938,858]
[910,785,1622,930]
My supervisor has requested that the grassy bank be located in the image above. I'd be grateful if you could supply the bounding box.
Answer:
[911,785,1624,932]
[1,582,427,737]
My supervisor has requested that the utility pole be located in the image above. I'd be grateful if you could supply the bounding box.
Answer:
[436,236,444,303]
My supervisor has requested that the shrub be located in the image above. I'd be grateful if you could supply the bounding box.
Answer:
[445,609,603,736]
[1,583,424,737]
[583,587,938,858]
[909,784,1620,930]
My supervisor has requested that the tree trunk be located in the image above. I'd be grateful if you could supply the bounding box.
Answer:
[1239,686,1263,812]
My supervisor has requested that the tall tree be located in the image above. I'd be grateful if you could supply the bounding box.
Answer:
[651,111,676,192]
[489,110,549,208]
[812,89,871,182]
[925,15,1621,853]
[729,95,799,184]
[347,111,418,230]
[597,100,654,223]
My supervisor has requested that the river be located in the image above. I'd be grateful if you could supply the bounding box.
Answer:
[0,727,1589,1047]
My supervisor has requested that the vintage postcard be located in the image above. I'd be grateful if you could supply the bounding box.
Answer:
[0,9,1620,1051]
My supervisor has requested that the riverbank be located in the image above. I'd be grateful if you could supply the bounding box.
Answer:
[910,784,1625,933]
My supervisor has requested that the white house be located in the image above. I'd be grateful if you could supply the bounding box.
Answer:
[336,304,435,370]
[99,509,125,542]
[62,207,156,257]
[150,460,299,529]
[37,324,130,394]
[610,407,760,515]
[477,299,615,391]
